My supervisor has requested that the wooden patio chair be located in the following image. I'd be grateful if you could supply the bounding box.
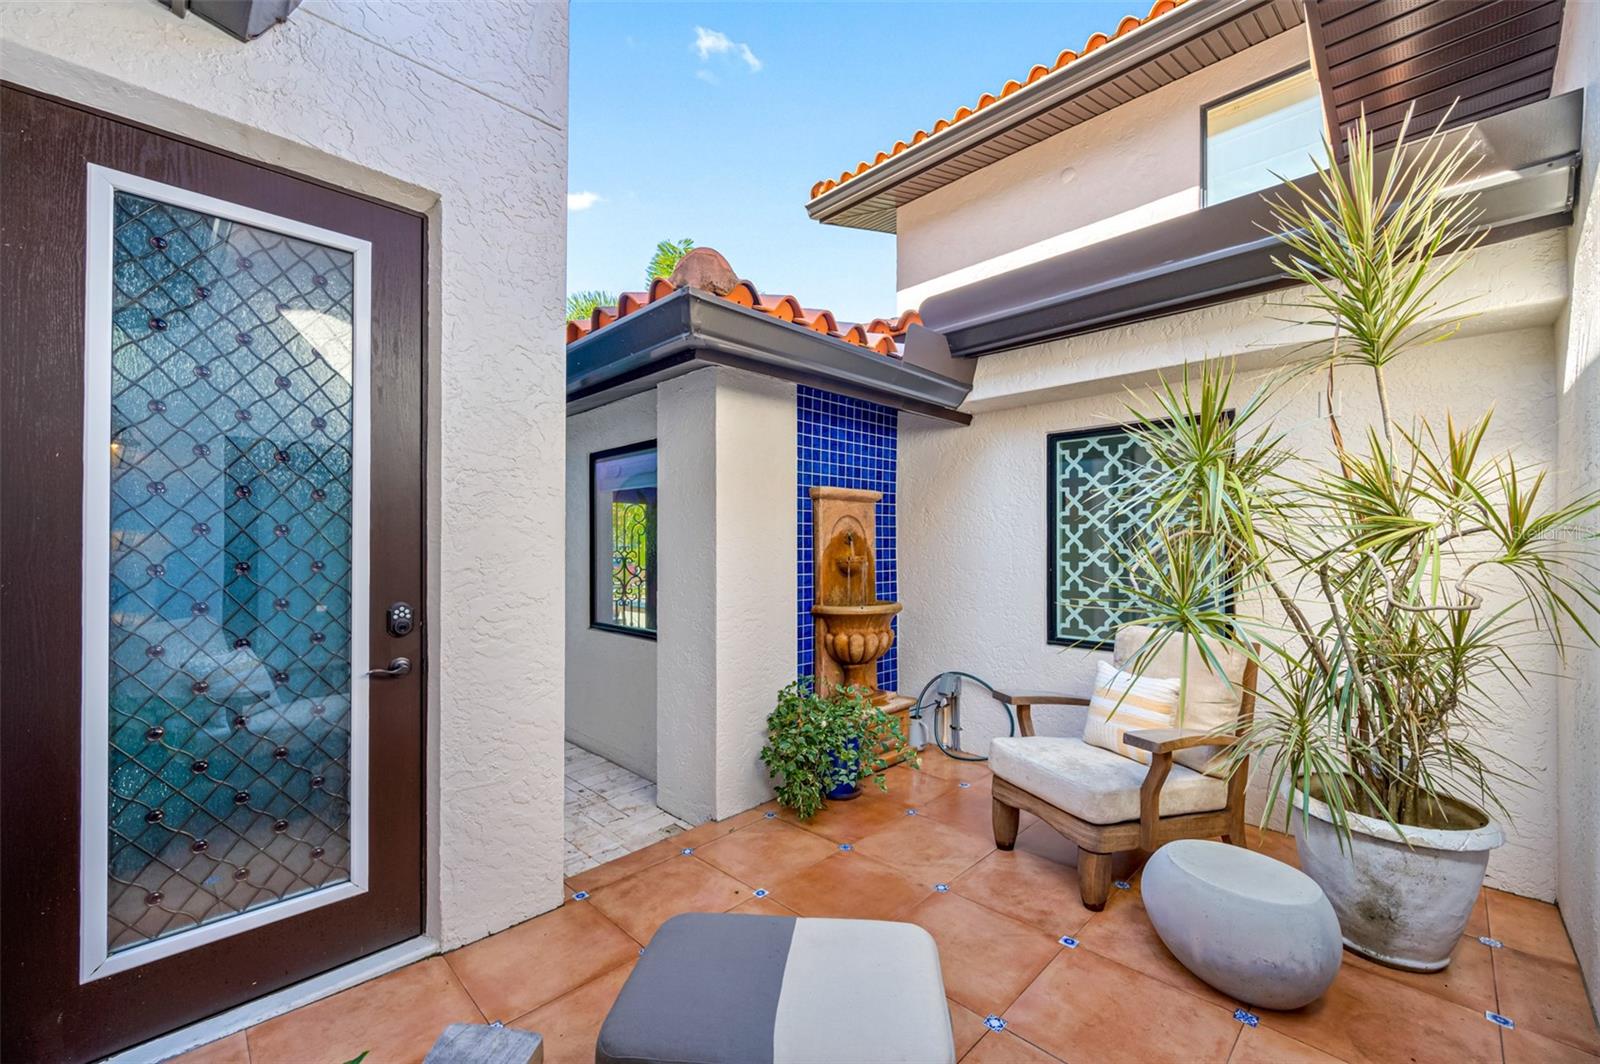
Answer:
[987,629,1259,911]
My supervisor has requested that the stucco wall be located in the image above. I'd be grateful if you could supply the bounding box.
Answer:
[656,368,795,823]
[0,0,569,951]
[900,279,1567,897]
[895,31,1307,309]
[1552,0,1600,1018]
[566,392,658,780]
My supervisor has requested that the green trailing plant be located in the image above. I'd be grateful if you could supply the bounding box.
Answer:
[1112,110,1600,839]
[760,679,918,821]
[566,289,617,322]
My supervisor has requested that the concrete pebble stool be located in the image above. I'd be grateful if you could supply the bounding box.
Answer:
[1142,839,1341,1010]
[596,912,955,1064]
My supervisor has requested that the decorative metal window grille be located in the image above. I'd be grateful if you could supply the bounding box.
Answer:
[1047,425,1153,648]
[591,443,657,635]
[610,497,654,629]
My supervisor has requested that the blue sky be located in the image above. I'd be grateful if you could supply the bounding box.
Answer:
[568,1,1139,321]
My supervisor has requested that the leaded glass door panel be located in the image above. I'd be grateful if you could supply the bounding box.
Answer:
[86,170,372,972]
[2,88,425,1064]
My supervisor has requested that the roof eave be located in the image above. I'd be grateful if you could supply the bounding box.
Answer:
[804,0,1260,232]
[567,289,973,423]
[922,91,1584,358]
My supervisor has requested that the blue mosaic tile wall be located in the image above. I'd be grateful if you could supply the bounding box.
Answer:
[797,387,898,692]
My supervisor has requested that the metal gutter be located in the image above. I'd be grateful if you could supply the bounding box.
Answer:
[805,0,1276,229]
[921,90,1584,359]
[566,289,973,424]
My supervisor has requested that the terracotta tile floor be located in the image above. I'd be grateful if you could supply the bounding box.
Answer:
[178,760,1600,1064]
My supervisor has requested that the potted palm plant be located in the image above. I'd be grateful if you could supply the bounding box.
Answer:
[1114,112,1600,971]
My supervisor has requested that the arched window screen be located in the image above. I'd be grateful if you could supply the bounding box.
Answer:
[590,442,657,636]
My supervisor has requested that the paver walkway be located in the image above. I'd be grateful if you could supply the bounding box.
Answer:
[563,741,690,877]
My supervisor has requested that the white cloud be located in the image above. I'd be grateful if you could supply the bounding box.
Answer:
[694,69,719,85]
[693,26,731,60]
[567,191,602,212]
[693,26,761,74]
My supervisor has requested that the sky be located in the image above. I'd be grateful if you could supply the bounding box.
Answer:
[568,1,1141,322]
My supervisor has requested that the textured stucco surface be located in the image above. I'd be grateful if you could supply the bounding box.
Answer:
[655,368,795,823]
[0,0,570,950]
[901,302,1566,899]
[655,371,720,822]
[566,392,658,780]
[895,32,1305,308]
[1553,0,1600,1018]
[710,372,797,818]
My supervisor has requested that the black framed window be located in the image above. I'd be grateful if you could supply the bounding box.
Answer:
[1202,65,1326,206]
[1046,423,1154,649]
[590,441,657,637]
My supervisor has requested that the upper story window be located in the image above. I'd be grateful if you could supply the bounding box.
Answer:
[591,442,657,637]
[1203,67,1328,206]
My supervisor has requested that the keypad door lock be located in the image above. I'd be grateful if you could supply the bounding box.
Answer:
[386,602,416,637]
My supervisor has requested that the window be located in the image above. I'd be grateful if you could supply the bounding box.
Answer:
[1203,67,1328,206]
[591,442,657,636]
[1047,424,1155,648]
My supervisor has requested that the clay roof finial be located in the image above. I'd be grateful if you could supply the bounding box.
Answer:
[666,246,739,296]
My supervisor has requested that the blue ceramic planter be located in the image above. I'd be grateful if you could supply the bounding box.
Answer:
[826,738,862,801]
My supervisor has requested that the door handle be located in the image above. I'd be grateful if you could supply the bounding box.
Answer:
[367,657,412,679]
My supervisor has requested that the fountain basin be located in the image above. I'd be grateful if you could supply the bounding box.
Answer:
[812,602,901,699]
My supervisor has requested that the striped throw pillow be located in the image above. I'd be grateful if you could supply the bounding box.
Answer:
[1082,660,1181,765]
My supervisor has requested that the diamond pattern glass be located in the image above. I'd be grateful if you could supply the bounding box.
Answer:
[1049,427,1151,647]
[104,191,357,953]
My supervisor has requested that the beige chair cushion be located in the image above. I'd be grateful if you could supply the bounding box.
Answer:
[1082,661,1180,765]
[989,736,1229,826]
[1114,625,1247,775]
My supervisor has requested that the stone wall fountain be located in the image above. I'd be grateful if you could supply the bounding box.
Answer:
[809,487,914,756]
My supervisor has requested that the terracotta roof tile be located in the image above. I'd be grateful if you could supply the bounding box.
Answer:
[566,248,918,359]
[808,0,1190,200]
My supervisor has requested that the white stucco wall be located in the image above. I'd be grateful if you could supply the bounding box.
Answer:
[895,31,1308,309]
[900,239,1569,898]
[566,392,658,780]
[655,368,795,823]
[1552,0,1600,1017]
[0,0,570,951]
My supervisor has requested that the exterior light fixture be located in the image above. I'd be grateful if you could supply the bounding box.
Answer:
[166,0,303,42]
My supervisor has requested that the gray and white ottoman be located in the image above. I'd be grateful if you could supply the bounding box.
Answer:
[596,913,955,1064]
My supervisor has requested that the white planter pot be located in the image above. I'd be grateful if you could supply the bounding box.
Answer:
[1291,790,1503,972]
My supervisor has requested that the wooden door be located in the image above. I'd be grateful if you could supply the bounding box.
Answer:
[1,85,427,1062]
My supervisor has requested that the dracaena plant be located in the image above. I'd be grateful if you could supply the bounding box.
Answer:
[1112,110,1600,837]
